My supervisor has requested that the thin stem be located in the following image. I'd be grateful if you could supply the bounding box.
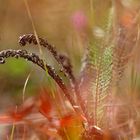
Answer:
[23,0,43,55]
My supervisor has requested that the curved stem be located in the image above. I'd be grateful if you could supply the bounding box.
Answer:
[0,49,79,113]
[19,34,75,84]
[18,34,86,117]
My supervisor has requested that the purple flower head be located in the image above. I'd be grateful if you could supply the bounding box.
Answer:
[71,11,87,32]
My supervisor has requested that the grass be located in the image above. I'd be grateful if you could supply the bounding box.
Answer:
[0,0,140,139]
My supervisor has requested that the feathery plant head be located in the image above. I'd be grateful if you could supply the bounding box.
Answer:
[0,0,140,139]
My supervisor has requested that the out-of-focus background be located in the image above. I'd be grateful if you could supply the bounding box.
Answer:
[0,0,90,106]
[0,0,140,139]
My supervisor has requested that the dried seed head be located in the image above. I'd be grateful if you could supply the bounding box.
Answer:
[19,34,37,46]
[0,57,5,64]
[19,34,76,89]
[0,49,65,90]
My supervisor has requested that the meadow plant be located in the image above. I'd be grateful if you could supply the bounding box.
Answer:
[0,0,140,140]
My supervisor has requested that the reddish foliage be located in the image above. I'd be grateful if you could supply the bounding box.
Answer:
[0,115,15,123]
[60,114,85,127]
[37,91,52,118]
[60,114,74,127]
[120,11,135,28]
[0,98,34,123]
[0,89,53,124]
[10,98,34,121]
[36,89,53,118]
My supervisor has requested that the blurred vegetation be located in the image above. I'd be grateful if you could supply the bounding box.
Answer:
[0,0,140,139]
[0,0,88,104]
